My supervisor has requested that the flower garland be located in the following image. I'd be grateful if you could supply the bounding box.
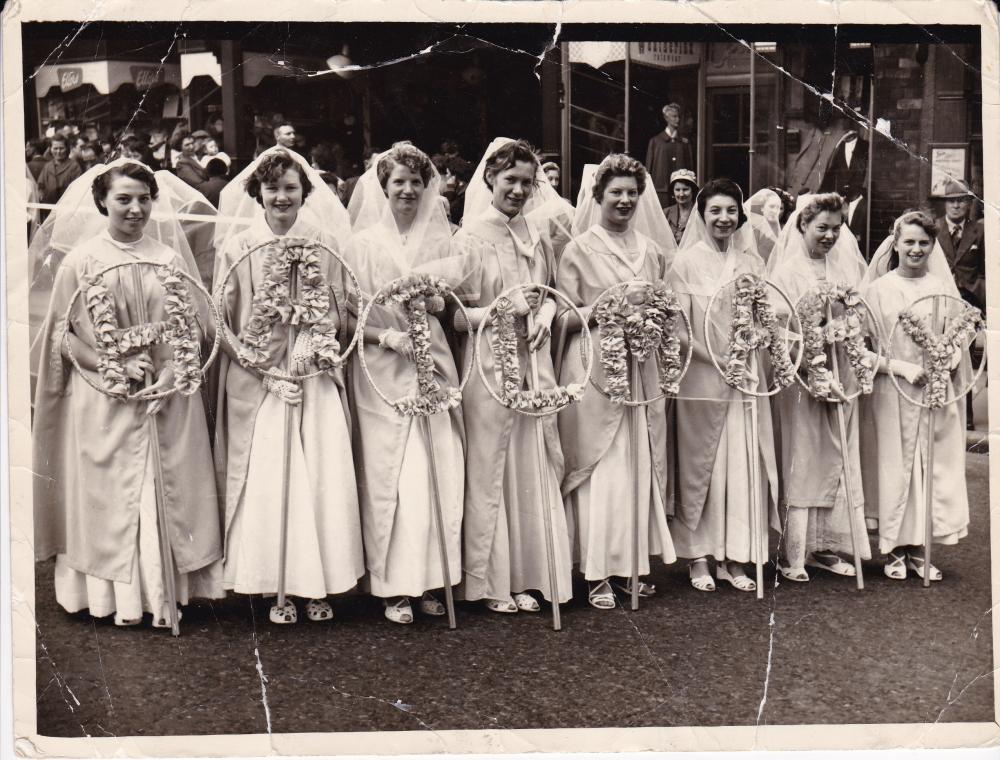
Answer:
[795,282,878,399]
[898,303,983,409]
[84,265,203,398]
[593,282,684,403]
[723,274,796,392]
[375,273,461,417]
[490,296,585,411]
[238,240,342,373]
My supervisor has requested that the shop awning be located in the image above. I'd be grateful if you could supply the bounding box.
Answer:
[241,52,329,87]
[181,51,222,88]
[34,60,181,97]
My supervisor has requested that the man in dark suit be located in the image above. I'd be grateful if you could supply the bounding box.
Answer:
[646,103,693,207]
[820,130,870,255]
[931,176,985,428]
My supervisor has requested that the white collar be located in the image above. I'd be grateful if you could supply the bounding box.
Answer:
[589,224,647,276]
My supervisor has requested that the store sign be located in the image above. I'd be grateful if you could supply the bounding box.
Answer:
[131,66,165,91]
[57,68,83,92]
[630,42,702,70]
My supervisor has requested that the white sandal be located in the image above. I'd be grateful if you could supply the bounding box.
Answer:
[613,579,657,597]
[688,560,716,592]
[269,600,297,625]
[588,580,616,610]
[384,597,413,624]
[806,551,856,577]
[777,562,810,583]
[419,592,446,617]
[306,599,333,622]
[716,563,756,593]
[884,551,907,581]
[906,553,942,582]
[513,592,540,612]
[485,597,517,614]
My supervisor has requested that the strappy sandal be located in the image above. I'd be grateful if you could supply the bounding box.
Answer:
[384,597,413,624]
[269,600,298,624]
[806,551,857,577]
[306,599,333,622]
[513,592,540,612]
[688,560,716,592]
[485,597,517,614]
[906,553,942,582]
[884,551,907,581]
[716,563,756,593]
[151,608,183,629]
[613,578,656,597]
[777,562,810,583]
[588,579,616,610]
[418,592,446,617]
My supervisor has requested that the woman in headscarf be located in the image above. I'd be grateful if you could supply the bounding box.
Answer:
[450,137,572,614]
[555,154,676,609]
[859,210,972,581]
[767,192,872,582]
[744,188,784,264]
[213,147,363,624]
[345,142,472,624]
[662,169,699,246]
[32,159,222,628]
[666,178,779,593]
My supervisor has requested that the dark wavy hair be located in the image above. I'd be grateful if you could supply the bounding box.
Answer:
[592,154,647,203]
[92,162,159,215]
[377,141,433,189]
[697,178,748,228]
[482,139,540,190]
[893,208,937,242]
[244,149,313,206]
[796,192,847,233]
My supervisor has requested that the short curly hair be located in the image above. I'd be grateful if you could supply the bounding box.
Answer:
[697,178,748,229]
[482,139,540,190]
[893,208,937,242]
[592,154,647,203]
[796,192,847,233]
[376,141,433,189]
[92,162,159,216]
[244,149,313,206]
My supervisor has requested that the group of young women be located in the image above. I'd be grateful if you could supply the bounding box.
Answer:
[31,135,977,630]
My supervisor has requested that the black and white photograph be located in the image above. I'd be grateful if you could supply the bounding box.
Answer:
[2,0,998,755]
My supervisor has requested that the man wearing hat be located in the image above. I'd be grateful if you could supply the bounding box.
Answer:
[931,176,986,429]
[646,103,694,206]
[662,169,698,245]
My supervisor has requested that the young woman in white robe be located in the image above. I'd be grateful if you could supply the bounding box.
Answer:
[345,143,470,623]
[860,210,972,581]
[33,160,222,628]
[451,137,573,614]
[214,147,363,624]
[767,193,872,582]
[555,154,677,608]
[666,179,779,593]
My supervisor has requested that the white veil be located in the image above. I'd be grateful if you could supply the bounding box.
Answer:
[572,160,678,258]
[214,146,351,257]
[345,146,477,298]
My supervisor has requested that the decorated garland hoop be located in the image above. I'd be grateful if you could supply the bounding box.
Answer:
[887,293,987,410]
[704,273,803,398]
[792,283,884,403]
[62,259,222,402]
[588,279,693,406]
[214,236,362,382]
[475,283,594,419]
[356,273,473,417]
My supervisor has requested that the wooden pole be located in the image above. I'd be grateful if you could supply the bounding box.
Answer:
[131,264,180,636]
[624,44,632,156]
[864,74,876,260]
[276,262,298,609]
[826,301,865,590]
[922,297,941,588]
[418,414,457,628]
[628,353,641,611]
[526,309,562,631]
[746,351,764,599]
[748,42,756,195]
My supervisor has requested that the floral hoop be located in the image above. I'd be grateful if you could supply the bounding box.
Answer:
[475,283,594,418]
[62,260,222,402]
[704,273,802,398]
[793,282,883,402]
[588,279,693,406]
[887,293,987,410]
[356,273,473,417]
[214,236,362,382]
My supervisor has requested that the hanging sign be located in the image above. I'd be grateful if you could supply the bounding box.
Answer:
[630,42,703,70]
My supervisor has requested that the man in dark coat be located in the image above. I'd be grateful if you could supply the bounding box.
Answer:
[820,130,870,255]
[646,103,694,207]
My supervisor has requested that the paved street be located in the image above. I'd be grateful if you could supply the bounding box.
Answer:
[34,452,991,737]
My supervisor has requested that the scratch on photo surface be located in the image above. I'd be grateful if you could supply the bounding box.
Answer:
[90,618,115,717]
